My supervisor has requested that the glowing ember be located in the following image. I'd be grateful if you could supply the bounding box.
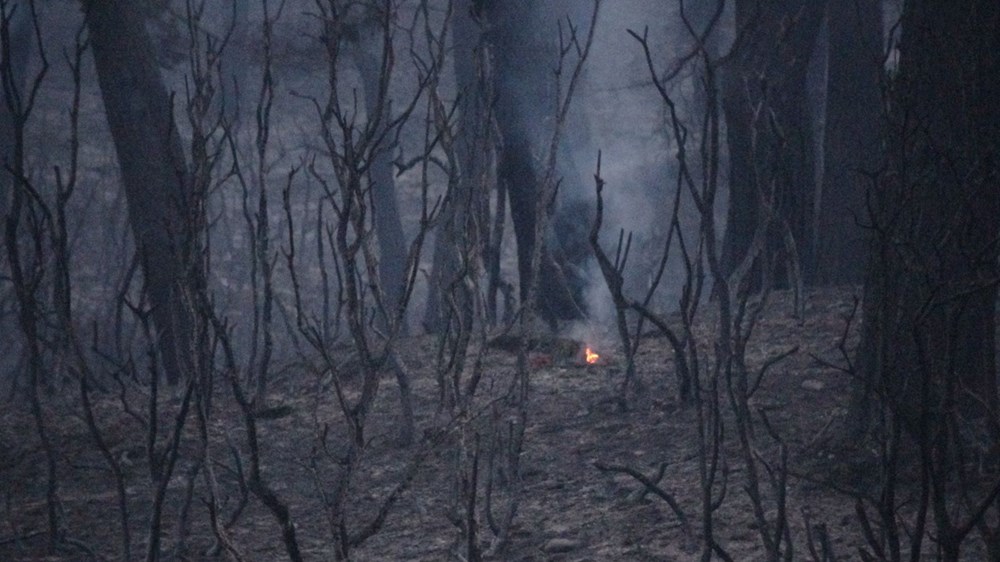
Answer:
[585,347,600,364]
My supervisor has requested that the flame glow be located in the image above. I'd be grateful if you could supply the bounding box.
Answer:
[585,347,600,364]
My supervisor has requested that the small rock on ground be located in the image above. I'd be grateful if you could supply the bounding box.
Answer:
[543,538,582,553]
[801,379,825,391]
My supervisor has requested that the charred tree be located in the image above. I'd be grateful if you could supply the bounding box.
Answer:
[814,0,882,285]
[720,0,826,289]
[343,4,409,331]
[482,0,587,329]
[214,0,251,129]
[854,0,999,431]
[423,0,494,332]
[0,0,31,221]
[83,0,201,385]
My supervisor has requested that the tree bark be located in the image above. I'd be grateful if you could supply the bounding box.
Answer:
[423,0,493,333]
[350,21,409,332]
[484,0,586,328]
[720,0,826,288]
[0,0,32,221]
[854,0,1000,432]
[83,0,199,385]
[814,0,882,285]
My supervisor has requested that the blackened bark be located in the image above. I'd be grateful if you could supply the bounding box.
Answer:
[0,0,31,220]
[351,24,409,332]
[854,0,1000,430]
[720,0,826,288]
[484,0,585,328]
[83,0,198,385]
[216,1,251,129]
[424,0,493,332]
[814,0,882,285]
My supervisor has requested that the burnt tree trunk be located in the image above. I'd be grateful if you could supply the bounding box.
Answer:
[814,0,882,285]
[350,20,409,332]
[0,0,31,221]
[854,0,1000,432]
[423,0,494,333]
[84,0,200,385]
[720,0,826,289]
[484,0,585,328]
[215,0,251,129]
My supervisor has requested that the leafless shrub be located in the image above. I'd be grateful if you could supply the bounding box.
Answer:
[589,3,810,560]
[1,0,62,551]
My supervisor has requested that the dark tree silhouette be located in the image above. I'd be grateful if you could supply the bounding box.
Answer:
[855,0,999,430]
[720,0,826,288]
[814,0,882,285]
[0,0,32,220]
[423,0,494,332]
[482,0,587,328]
[346,7,410,331]
[83,0,201,385]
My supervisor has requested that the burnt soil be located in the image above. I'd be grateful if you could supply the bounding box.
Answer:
[1,287,995,560]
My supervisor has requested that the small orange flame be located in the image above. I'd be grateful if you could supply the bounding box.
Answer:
[585,347,600,364]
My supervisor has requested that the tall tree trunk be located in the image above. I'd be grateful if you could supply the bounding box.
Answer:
[814,0,882,285]
[345,6,416,443]
[484,0,585,328]
[854,0,1000,432]
[0,0,31,221]
[424,0,493,333]
[351,25,409,332]
[720,0,826,288]
[84,0,199,385]
[215,0,251,130]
